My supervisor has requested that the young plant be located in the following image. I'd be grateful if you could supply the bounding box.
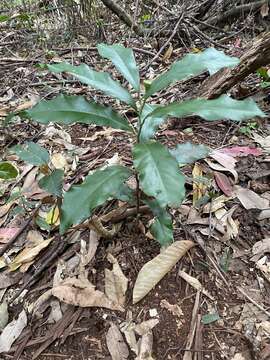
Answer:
[21,44,265,245]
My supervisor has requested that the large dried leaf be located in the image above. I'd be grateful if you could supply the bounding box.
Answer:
[0,310,27,353]
[105,254,128,307]
[52,276,124,311]
[106,323,129,360]
[133,240,195,303]
[234,185,269,210]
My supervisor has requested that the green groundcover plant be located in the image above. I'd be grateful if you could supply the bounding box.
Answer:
[9,44,265,245]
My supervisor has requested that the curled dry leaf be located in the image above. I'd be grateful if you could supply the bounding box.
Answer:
[214,172,234,197]
[0,309,27,353]
[52,276,124,311]
[105,253,128,307]
[178,270,213,300]
[106,323,129,360]
[133,240,195,304]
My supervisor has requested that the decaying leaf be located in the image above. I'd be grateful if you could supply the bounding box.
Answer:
[106,323,129,360]
[178,270,214,300]
[51,152,68,170]
[214,172,234,197]
[0,309,27,353]
[0,228,20,243]
[160,299,183,318]
[203,195,232,213]
[234,185,269,210]
[220,146,262,157]
[133,240,195,304]
[251,238,270,261]
[192,163,206,205]
[9,237,53,271]
[136,331,154,360]
[134,319,159,336]
[0,300,9,330]
[52,276,124,311]
[253,133,270,153]
[105,253,128,307]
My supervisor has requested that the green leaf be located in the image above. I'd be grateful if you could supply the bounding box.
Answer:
[12,142,49,166]
[39,169,64,197]
[139,103,168,142]
[26,95,132,132]
[60,165,131,234]
[145,199,173,246]
[145,48,240,98]
[97,43,140,92]
[170,142,210,165]
[132,141,185,208]
[202,313,220,325]
[46,62,134,106]
[0,162,18,180]
[148,95,265,122]
[0,15,10,22]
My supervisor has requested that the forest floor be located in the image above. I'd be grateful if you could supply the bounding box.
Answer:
[0,3,270,360]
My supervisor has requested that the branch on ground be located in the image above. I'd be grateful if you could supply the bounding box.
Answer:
[99,0,144,36]
[199,32,270,99]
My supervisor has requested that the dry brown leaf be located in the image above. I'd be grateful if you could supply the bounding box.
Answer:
[51,153,68,170]
[0,310,27,353]
[178,270,213,300]
[136,331,154,360]
[105,253,128,307]
[106,323,129,360]
[160,299,184,317]
[134,319,159,336]
[52,276,124,311]
[133,240,195,304]
[251,238,270,261]
[203,195,232,213]
[9,237,53,271]
[234,185,269,210]
[192,163,206,205]
[163,43,173,61]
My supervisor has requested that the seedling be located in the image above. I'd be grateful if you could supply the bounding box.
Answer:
[16,44,264,245]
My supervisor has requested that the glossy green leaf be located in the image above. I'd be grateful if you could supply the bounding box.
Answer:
[139,103,168,142]
[46,62,134,106]
[60,165,131,234]
[0,162,18,180]
[97,43,140,92]
[132,141,185,208]
[12,142,49,166]
[145,48,240,98]
[39,169,64,197]
[145,199,173,246]
[170,142,210,165]
[148,95,265,122]
[26,95,132,131]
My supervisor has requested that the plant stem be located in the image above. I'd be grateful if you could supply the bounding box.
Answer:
[135,173,140,218]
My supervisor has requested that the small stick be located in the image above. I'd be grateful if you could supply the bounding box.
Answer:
[237,286,270,318]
